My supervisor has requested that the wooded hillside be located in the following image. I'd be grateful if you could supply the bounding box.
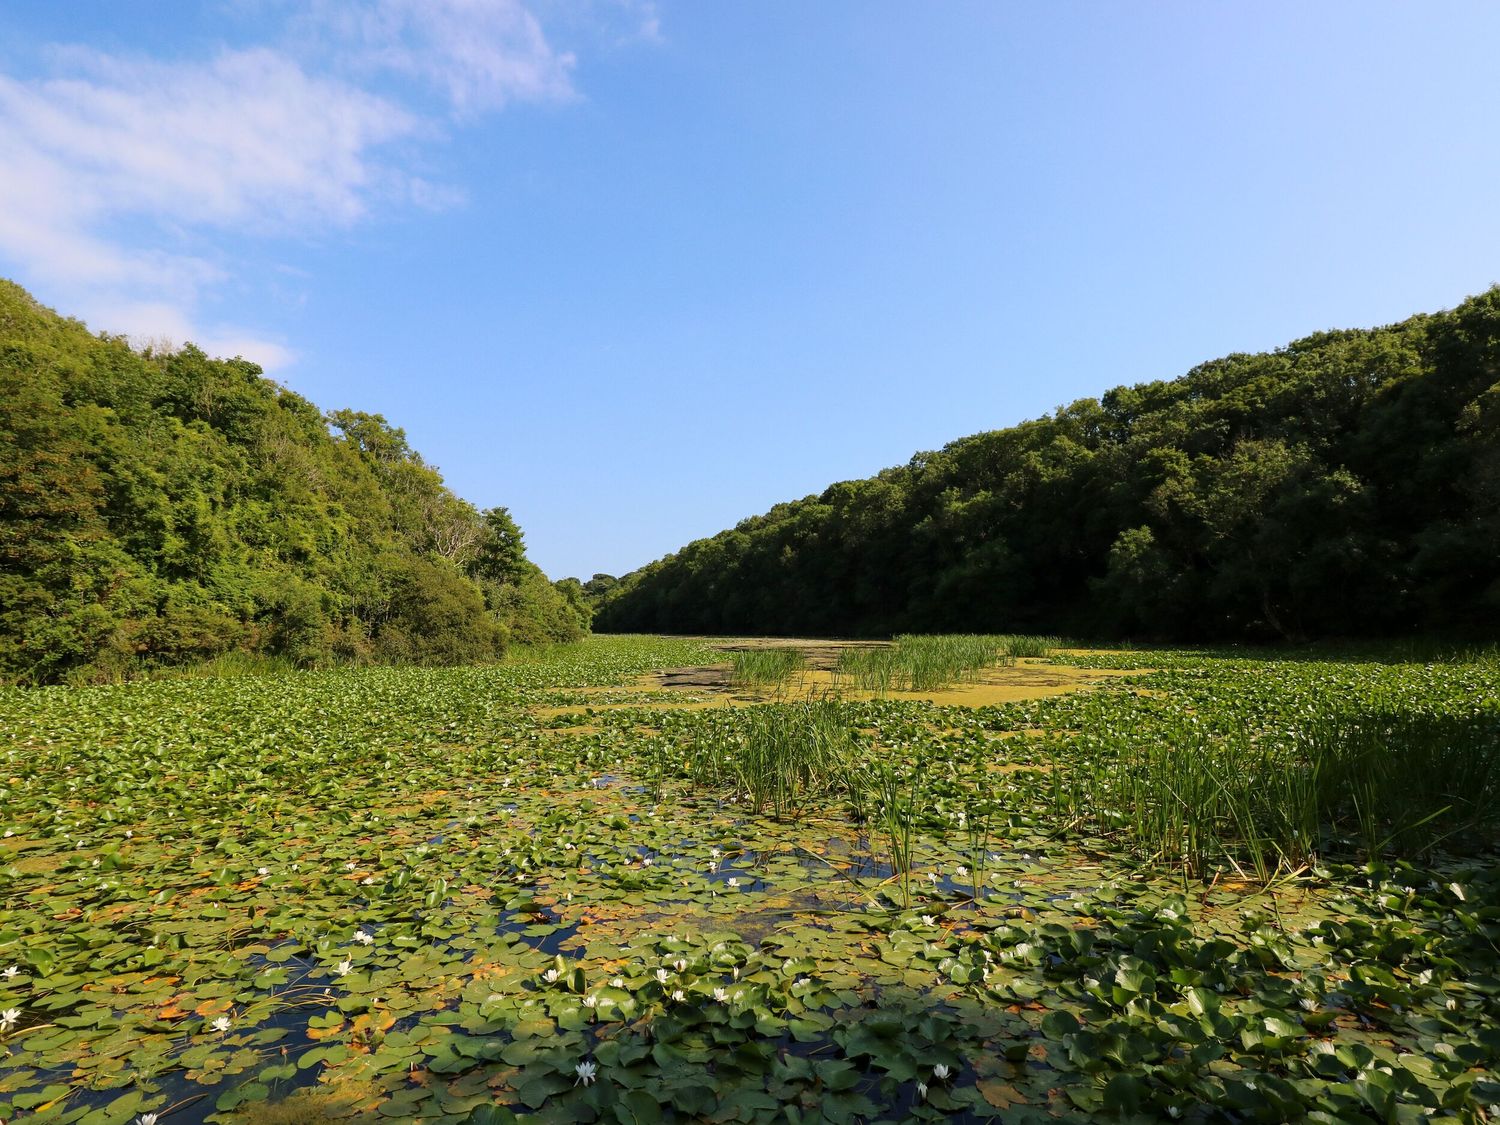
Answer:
[0,280,586,683]
[597,291,1500,641]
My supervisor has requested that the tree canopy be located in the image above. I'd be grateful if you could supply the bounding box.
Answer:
[597,290,1500,642]
[0,280,586,683]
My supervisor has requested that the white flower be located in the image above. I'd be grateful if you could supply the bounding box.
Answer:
[335,960,352,977]
[933,1063,951,1081]
[921,915,936,926]
[671,989,686,1002]
[955,866,969,878]
[1299,997,1316,1011]
[642,857,652,867]
[574,1059,598,1087]
[344,861,357,871]
[713,987,729,1002]
[727,878,739,889]
[1,966,17,979]
[1167,1107,1181,1119]
[209,1015,232,1033]
[0,1008,19,1031]
[655,968,669,984]
[137,1115,159,1125]
[353,930,374,946]
[916,1081,928,1101]
[610,977,625,988]
[582,994,598,1008]
[257,867,269,876]
[124,830,133,839]
[710,847,722,859]
[674,959,688,972]
[927,873,939,884]
[544,968,560,984]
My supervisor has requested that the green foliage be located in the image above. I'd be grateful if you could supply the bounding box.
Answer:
[598,288,1500,641]
[0,280,582,682]
[1,639,1498,1121]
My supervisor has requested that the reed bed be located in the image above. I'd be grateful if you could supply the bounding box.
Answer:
[834,633,1061,693]
[1052,705,1500,880]
[729,647,806,688]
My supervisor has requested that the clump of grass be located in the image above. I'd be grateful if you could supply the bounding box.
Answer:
[729,647,806,689]
[836,634,1058,693]
[700,700,857,820]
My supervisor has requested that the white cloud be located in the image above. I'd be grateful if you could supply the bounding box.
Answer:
[0,0,580,367]
[308,0,577,115]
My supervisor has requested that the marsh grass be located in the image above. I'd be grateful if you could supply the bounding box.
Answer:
[835,634,1061,693]
[729,647,806,689]
[695,700,857,819]
[1055,706,1500,880]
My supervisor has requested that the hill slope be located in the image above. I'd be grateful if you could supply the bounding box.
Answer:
[0,280,585,683]
[597,291,1500,641]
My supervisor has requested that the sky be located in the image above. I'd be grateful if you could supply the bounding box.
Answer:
[2,3,1499,581]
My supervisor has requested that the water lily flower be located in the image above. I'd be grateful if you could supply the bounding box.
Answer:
[1,966,17,979]
[610,977,625,988]
[0,1008,19,1031]
[955,865,969,878]
[1167,1106,1182,1119]
[916,1081,928,1101]
[710,847,722,859]
[136,1115,158,1125]
[1299,998,1317,1011]
[210,1015,232,1033]
[933,1063,951,1081]
[713,987,729,1002]
[671,989,685,1002]
[582,994,598,1008]
[544,968,560,984]
[921,915,936,926]
[335,960,353,977]
[574,1060,598,1086]
[343,861,357,871]
[642,857,652,867]
[655,968,669,984]
[257,867,270,876]
[726,878,739,889]
[124,830,133,839]
[673,959,688,972]
[353,930,374,945]
[927,872,939,884]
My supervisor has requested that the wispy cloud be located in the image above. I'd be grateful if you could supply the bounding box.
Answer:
[0,1,582,370]
[304,0,577,115]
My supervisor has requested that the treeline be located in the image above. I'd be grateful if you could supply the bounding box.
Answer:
[597,289,1500,641]
[0,280,586,684]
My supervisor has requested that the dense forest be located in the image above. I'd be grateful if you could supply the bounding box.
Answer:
[0,280,587,684]
[597,289,1500,641]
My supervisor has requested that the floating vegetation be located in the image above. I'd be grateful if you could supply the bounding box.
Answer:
[1,636,1497,1123]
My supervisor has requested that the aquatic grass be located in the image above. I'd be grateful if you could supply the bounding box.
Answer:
[836,634,1066,693]
[701,700,858,820]
[728,647,806,689]
[1051,700,1500,879]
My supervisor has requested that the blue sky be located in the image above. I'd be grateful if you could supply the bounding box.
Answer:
[2,3,1498,580]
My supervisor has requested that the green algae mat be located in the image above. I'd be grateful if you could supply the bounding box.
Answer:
[1,637,1497,1124]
